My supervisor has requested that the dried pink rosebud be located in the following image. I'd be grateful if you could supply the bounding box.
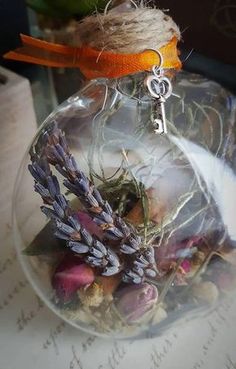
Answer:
[52,255,95,302]
[115,283,158,323]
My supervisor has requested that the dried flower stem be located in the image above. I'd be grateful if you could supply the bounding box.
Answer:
[157,257,184,305]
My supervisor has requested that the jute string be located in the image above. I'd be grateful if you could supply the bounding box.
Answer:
[74,6,181,54]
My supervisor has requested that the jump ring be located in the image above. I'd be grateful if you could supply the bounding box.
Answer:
[144,48,163,73]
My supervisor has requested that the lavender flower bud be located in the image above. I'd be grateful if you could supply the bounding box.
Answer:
[65,155,76,172]
[106,249,120,267]
[80,227,93,246]
[56,220,75,236]
[53,175,60,194]
[93,218,105,226]
[49,146,62,163]
[133,260,146,268]
[93,240,107,256]
[115,283,158,323]
[99,211,113,224]
[58,132,67,150]
[75,177,90,194]
[86,256,107,267]
[41,206,58,220]
[54,230,70,240]
[144,248,155,264]
[120,244,136,254]
[53,201,64,219]
[116,217,130,236]
[93,188,103,204]
[90,247,104,259]
[145,268,157,278]
[122,274,142,284]
[86,193,99,207]
[102,266,120,276]
[136,254,149,266]
[68,216,81,232]
[103,201,113,215]
[63,179,78,194]
[123,270,142,284]
[133,267,144,277]
[34,162,47,179]
[55,143,66,161]
[55,164,68,177]
[47,176,58,198]
[79,170,88,183]
[105,227,123,240]
[28,164,44,183]
[34,183,50,199]
[128,235,141,250]
[68,241,89,254]
[70,156,79,172]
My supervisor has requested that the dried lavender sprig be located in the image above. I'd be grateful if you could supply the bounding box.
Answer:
[122,247,158,284]
[28,152,122,276]
[31,123,159,284]
[41,122,143,255]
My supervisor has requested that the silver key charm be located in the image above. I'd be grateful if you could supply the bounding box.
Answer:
[145,54,173,134]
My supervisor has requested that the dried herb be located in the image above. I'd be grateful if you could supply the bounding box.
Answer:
[29,122,158,283]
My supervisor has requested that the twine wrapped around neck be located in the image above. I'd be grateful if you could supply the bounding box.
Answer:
[74,6,181,53]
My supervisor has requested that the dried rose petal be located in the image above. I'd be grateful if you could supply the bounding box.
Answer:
[96,275,121,295]
[52,255,95,302]
[192,281,219,304]
[125,187,167,226]
[180,260,191,274]
[212,269,236,291]
[217,246,236,266]
[78,283,104,307]
[216,271,233,291]
[156,237,201,263]
[77,211,103,239]
[115,283,158,323]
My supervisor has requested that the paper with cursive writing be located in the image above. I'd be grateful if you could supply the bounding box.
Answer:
[1,246,236,369]
[1,67,236,369]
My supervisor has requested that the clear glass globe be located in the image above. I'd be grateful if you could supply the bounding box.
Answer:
[13,71,236,338]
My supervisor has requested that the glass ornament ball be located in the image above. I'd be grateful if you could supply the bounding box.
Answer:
[13,71,236,338]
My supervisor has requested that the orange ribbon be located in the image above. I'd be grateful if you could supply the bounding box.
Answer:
[4,34,181,79]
